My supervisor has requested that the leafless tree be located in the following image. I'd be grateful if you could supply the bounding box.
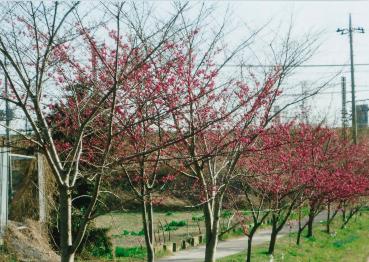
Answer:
[0,2,190,261]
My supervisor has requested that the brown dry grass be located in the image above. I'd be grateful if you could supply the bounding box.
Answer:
[4,219,59,262]
[95,210,205,248]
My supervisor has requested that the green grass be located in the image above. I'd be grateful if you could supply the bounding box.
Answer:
[78,248,170,261]
[94,211,204,248]
[219,213,369,262]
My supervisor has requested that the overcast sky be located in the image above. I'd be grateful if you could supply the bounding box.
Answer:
[217,0,369,125]
[150,0,368,125]
[153,0,369,125]
[2,1,369,134]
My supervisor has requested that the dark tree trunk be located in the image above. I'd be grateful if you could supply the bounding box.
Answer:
[306,209,315,238]
[296,228,302,245]
[146,244,154,262]
[203,196,222,262]
[246,233,255,262]
[268,216,278,255]
[268,227,278,255]
[326,202,331,234]
[204,232,218,262]
[296,208,303,245]
[341,207,360,229]
[142,190,155,262]
[148,193,155,261]
[59,186,74,262]
[342,207,346,222]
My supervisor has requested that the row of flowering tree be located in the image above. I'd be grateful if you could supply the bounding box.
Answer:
[230,123,369,262]
[0,2,205,261]
[0,2,352,262]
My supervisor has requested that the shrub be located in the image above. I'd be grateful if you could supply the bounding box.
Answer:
[83,228,113,258]
[115,246,146,258]
[49,178,112,259]
[119,229,145,236]
[168,220,187,227]
[163,220,187,232]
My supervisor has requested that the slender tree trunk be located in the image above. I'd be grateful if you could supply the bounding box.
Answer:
[306,209,315,238]
[341,207,359,229]
[268,216,278,255]
[142,191,155,262]
[342,207,346,223]
[296,208,302,245]
[148,192,155,262]
[204,196,222,262]
[204,211,218,262]
[326,202,331,234]
[296,222,309,246]
[59,186,74,262]
[204,233,218,262]
[296,228,302,245]
[148,193,155,248]
[268,228,278,255]
[143,205,155,261]
[246,233,254,262]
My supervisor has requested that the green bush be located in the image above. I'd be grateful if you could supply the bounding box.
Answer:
[115,246,146,258]
[192,215,205,222]
[83,228,113,258]
[168,220,187,227]
[163,220,187,232]
[49,178,112,259]
[113,229,145,237]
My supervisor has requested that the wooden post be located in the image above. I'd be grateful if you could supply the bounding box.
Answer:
[181,240,188,249]
[163,244,173,252]
[172,242,178,252]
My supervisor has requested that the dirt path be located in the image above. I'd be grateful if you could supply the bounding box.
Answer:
[158,212,327,262]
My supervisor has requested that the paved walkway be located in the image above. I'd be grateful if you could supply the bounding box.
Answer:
[158,212,327,262]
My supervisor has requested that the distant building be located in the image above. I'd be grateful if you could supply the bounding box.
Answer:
[356,104,368,128]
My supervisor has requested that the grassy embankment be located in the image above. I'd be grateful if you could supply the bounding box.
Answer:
[219,212,369,262]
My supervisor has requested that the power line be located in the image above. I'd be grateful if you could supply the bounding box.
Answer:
[70,57,369,68]
[282,88,369,97]
[222,63,369,68]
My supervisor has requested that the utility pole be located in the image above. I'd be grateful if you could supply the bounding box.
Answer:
[5,71,9,144]
[337,13,365,144]
[4,57,12,202]
[341,76,347,139]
